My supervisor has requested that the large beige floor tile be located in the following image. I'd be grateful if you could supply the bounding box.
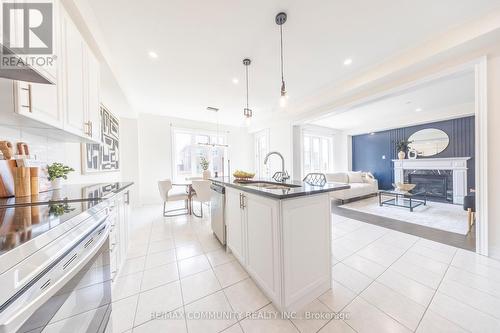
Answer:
[184,291,236,333]
[213,261,248,288]
[223,278,269,315]
[178,254,211,278]
[343,297,411,333]
[134,281,183,326]
[141,262,179,291]
[181,269,221,304]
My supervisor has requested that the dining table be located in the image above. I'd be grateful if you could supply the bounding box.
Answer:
[172,178,201,214]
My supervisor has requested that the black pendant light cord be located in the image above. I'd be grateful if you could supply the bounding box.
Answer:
[280,24,285,84]
[245,64,249,109]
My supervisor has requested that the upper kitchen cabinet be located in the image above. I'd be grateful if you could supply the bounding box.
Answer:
[85,47,101,142]
[59,4,101,142]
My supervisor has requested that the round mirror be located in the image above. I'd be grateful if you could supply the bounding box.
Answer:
[408,128,449,157]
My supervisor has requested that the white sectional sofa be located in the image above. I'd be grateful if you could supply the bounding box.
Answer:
[325,171,379,203]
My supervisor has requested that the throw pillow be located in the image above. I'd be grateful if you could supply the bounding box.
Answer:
[348,171,364,183]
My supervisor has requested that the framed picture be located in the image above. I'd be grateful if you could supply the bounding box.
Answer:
[81,105,120,174]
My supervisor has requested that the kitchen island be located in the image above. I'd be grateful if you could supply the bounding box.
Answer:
[211,178,349,312]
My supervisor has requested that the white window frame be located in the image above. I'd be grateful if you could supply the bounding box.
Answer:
[301,129,334,177]
[171,127,227,180]
[254,129,270,179]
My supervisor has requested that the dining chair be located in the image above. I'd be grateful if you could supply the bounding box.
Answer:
[158,179,189,217]
[191,180,211,218]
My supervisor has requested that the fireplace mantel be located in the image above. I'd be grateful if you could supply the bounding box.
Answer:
[393,157,471,204]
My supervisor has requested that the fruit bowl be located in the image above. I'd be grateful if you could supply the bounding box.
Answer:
[393,183,416,192]
[233,170,255,181]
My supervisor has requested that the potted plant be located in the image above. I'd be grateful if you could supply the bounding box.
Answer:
[396,140,412,160]
[47,163,74,189]
[200,156,210,179]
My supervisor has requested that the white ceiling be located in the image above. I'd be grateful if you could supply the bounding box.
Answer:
[86,0,500,125]
[309,70,475,134]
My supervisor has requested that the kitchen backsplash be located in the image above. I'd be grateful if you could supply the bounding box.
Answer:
[0,125,121,184]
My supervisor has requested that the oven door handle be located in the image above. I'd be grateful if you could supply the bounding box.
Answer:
[0,218,110,333]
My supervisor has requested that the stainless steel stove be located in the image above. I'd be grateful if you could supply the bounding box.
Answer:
[0,201,113,333]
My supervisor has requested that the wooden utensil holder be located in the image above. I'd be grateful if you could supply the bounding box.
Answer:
[14,167,31,197]
[30,167,39,195]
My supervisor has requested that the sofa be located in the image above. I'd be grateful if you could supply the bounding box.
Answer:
[325,171,379,203]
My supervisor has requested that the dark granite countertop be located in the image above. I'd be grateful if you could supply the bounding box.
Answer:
[0,182,133,207]
[0,182,133,260]
[210,177,350,199]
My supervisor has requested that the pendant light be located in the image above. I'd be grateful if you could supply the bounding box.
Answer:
[276,12,288,107]
[243,58,252,119]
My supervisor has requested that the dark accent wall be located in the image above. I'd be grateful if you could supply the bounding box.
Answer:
[352,116,475,190]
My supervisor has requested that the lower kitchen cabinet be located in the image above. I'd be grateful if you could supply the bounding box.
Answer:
[109,190,130,282]
[225,187,331,312]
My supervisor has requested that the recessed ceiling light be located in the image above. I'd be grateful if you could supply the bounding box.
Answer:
[148,51,158,59]
[343,58,353,66]
[415,108,423,112]
[232,78,239,84]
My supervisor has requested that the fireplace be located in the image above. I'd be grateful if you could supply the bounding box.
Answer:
[405,170,453,203]
[394,157,470,204]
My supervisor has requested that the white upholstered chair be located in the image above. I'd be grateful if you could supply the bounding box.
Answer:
[191,180,211,218]
[158,179,189,217]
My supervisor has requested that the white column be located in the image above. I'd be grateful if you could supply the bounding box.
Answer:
[453,169,468,205]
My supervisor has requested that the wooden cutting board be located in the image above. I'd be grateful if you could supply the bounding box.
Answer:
[0,160,17,198]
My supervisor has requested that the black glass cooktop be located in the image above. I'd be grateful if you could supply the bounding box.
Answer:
[0,201,86,256]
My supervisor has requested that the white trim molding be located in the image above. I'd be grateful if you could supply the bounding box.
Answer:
[393,157,471,205]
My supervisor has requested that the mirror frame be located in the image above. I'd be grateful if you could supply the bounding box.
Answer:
[408,128,450,157]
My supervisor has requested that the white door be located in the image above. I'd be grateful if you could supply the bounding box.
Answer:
[225,188,245,263]
[245,193,279,297]
[62,10,86,136]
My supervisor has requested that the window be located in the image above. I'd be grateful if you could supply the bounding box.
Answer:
[254,129,270,178]
[172,128,227,181]
[302,132,333,176]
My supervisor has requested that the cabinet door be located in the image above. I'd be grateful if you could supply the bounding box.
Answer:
[245,193,279,296]
[85,49,101,141]
[61,10,86,136]
[225,188,245,263]
[15,82,62,128]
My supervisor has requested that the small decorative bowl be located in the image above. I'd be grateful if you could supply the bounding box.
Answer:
[393,183,416,192]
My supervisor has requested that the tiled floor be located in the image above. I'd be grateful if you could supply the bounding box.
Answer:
[106,204,500,333]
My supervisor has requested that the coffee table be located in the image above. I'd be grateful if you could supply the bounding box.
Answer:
[379,190,427,212]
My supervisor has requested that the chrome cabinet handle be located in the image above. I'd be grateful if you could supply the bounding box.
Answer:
[241,194,246,209]
[20,84,32,112]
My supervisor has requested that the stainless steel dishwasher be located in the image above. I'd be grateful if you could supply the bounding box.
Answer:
[210,183,226,245]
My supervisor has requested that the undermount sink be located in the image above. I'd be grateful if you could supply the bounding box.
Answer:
[242,182,301,190]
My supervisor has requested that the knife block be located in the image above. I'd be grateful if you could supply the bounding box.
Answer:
[14,167,31,197]
[0,160,16,198]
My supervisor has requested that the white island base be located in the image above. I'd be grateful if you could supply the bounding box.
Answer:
[225,187,332,312]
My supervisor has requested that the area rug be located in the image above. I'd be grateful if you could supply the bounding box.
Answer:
[339,196,469,235]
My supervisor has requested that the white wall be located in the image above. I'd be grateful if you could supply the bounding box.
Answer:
[333,132,352,172]
[137,113,253,205]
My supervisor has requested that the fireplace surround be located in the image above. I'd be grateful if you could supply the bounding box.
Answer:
[393,157,470,204]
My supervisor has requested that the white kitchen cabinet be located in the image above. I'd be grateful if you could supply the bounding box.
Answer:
[59,4,101,141]
[60,7,85,136]
[224,186,332,312]
[109,190,131,282]
[225,188,246,263]
[85,48,101,142]
[244,192,281,300]
[14,81,62,128]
